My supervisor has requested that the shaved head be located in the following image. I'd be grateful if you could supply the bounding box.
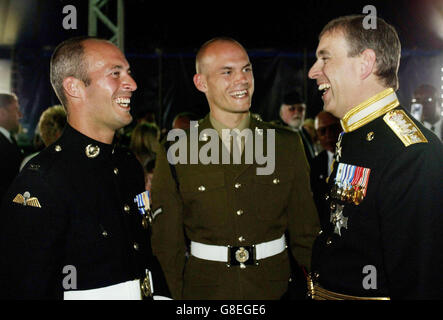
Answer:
[195,37,247,74]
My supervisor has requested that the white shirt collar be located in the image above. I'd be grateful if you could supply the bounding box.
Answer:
[0,126,12,143]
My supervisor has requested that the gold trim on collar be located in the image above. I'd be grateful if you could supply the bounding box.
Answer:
[341,88,399,132]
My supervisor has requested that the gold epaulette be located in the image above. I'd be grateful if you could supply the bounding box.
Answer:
[383,110,428,147]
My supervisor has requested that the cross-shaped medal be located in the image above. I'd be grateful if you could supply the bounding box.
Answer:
[330,204,348,236]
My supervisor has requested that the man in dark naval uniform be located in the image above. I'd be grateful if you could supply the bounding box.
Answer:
[307,15,443,299]
[0,37,170,300]
[150,37,320,300]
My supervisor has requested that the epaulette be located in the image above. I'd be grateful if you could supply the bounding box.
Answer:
[383,110,428,147]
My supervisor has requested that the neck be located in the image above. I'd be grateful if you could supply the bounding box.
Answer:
[68,117,115,144]
[209,108,249,129]
[341,82,387,119]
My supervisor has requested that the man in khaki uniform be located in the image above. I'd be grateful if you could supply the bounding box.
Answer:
[151,37,320,300]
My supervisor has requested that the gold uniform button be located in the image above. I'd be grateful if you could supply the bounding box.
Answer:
[273,178,280,185]
[366,131,375,141]
[54,145,62,152]
[85,144,100,158]
[234,183,242,189]
[326,238,332,246]
[236,209,244,216]
[102,230,108,237]
[133,242,139,251]
[318,230,323,235]
[238,236,245,242]
[113,168,119,175]
[124,205,130,212]
[198,186,206,192]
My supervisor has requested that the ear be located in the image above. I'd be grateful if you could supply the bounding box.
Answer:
[360,49,377,80]
[62,76,85,100]
[193,73,207,93]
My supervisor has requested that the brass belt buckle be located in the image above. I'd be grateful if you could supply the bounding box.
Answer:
[227,245,256,268]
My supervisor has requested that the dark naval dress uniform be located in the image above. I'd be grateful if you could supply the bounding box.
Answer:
[310,88,443,300]
[0,124,169,299]
[151,113,320,300]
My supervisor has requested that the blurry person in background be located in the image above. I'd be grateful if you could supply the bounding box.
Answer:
[411,84,441,140]
[279,91,316,164]
[20,105,67,170]
[129,122,160,192]
[0,93,23,204]
[172,112,199,130]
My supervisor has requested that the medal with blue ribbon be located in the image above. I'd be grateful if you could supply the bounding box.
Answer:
[333,163,370,204]
[134,191,153,228]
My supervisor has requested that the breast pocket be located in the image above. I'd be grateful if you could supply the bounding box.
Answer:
[253,166,295,221]
[179,171,228,227]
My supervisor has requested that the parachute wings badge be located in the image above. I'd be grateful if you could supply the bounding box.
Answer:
[12,191,42,208]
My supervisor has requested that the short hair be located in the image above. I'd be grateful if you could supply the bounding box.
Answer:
[37,105,67,146]
[319,15,401,90]
[50,36,97,108]
[195,36,246,73]
[0,93,17,109]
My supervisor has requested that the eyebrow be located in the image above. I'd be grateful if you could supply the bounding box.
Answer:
[316,49,330,58]
[110,65,124,70]
[219,63,252,71]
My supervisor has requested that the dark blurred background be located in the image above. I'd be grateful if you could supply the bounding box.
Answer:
[0,0,441,140]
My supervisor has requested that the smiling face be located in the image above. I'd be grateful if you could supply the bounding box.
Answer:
[81,40,137,134]
[194,40,254,117]
[308,30,362,119]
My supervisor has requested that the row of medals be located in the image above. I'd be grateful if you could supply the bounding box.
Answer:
[331,184,365,206]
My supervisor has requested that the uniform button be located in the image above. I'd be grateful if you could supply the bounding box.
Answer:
[54,145,62,152]
[272,178,280,185]
[234,183,242,189]
[133,242,139,251]
[236,209,244,216]
[325,194,330,201]
[238,236,245,242]
[314,272,320,280]
[326,237,332,246]
[366,131,375,141]
[113,168,119,175]
[124,205,130,212]
[102,230,108,237]
[198,185,206,192]
[318,230,323,235]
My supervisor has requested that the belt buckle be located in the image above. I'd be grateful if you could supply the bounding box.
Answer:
[227,245,256,268]
[140,272,153,299]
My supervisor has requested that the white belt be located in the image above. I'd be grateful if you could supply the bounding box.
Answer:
[64,271,154,300]
[190,234,286,265]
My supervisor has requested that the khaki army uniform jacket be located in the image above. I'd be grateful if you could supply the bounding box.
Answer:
[151,114,320,300]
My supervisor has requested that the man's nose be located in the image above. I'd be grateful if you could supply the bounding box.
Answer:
[123,75,137,92]
[308,60,321,80]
